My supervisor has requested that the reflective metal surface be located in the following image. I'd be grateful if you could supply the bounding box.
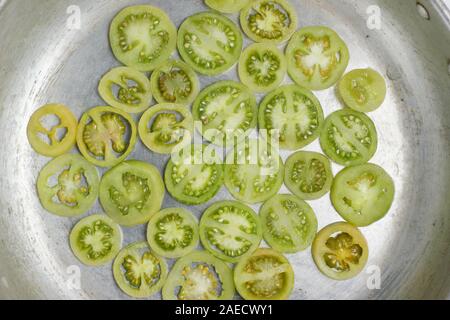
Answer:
[0,0,449,300]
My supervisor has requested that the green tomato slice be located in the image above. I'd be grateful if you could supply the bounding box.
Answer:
[162,250,235,300]
[177,12,243,76]
[199,201,263,263]
[192,81,257,146]
[70,214,123,266]
[238,43,287,93]
[339,68,387,113]
[331,163,395,227]
[224,139,284,204]
[284,151,333,200]
[99,160,165,227]
[286,26,350,91]
[312,222,368,280]
[113,242,168,298]
[138,104,194,155]
[147,208,199,259]
[260,195,318,253]
[77,106,137,168]
[27,104,78,158]
[205,0,251,14]
[240,0,298,44]
[109,5,177,72]
[150,60,200,105]
[259,85,324,150]
[320,109,378,167]
[234,248,294,300]
[98,67,153,114]
[165,144,224,205]
[37,154,99,217]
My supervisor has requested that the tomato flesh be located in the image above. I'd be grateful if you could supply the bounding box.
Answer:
[312,222,368,280]
[331,163,395,227]
[27,104,78,158]
[234,248,294,300]
[199,201,262,263]
[205,0,251,14]
[147,208,199,259]
[162,251,235,300]
[286,26,350,91]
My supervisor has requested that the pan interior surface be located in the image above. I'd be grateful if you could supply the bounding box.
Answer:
[0,0,449,299]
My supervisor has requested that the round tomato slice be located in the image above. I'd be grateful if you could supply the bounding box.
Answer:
[98,67,153,114]
[312,222,368,280]
[286,26,350,91]
[339,68,387,113]
[284,151,333,200]
[205,0,251,13]
[199,201,262,263]
[70,214,123,267]
[99,160,165,227]
[177,12,243,76]
[165,144,224,205]
[240,0,298,44]
[138,104,194,155]
[234,248,294,300]
[238,43,287,93]
[27,104,78,158]
[331,163,395,227]
[162,250,235,300]
[147,208,199,259]
[37,154,99,217]
[225,139,284,204]
[260,195,318,253]
[259,85,324,151]
[192,81,257,146]
[109,5,177,72]
[77,106,137,168]
[150,60,200,106]
[320,109,378,167]
[113,242,168,298]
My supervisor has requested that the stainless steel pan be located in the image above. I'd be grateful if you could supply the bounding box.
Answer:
[0,0,449,300]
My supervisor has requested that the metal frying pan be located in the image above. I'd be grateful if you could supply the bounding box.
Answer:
[0,0,449,299]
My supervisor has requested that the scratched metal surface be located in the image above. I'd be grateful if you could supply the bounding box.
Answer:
[0,0,449,300]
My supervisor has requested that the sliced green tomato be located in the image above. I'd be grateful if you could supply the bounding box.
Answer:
[284,151,333,200]
[192,81,257,146]
[240,0,298,44]
[286,26,350,91]
[113,242,168,298]
[199,201,263,263]
[238,43,287,93]
[331,163,395,227]
[224,139,284,204]
[234,248,294,300]
[37,154,99,217]
[77,106,137,168]
[27,104,78,157]
[312,222,368,280]
[147,208,199,259]
[99,161,165,227]
[177,12,243,76]
[205,0,251,13]
[138,104,194,154]
[98,67,152,114]
[320,109,378,167]
[165,144,224,205]
[70,214,123,266]
[260,195,318,253]
[259,85,324,150]
[339,68,387,113]
[109,5,177,72]
[162,250,235,300]
[150,60,200,105]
